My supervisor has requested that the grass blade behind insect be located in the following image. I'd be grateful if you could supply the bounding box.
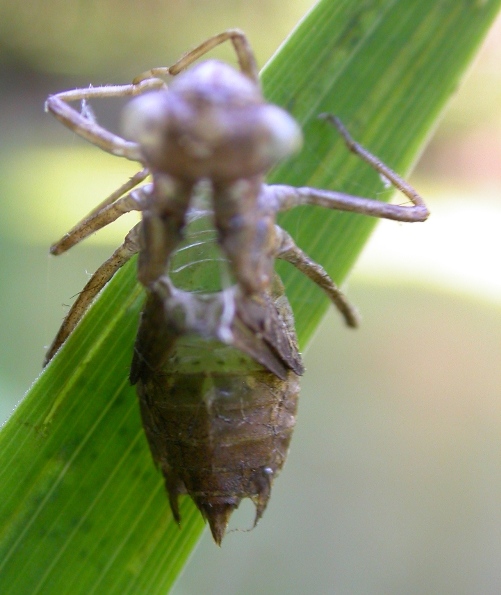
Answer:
[0,0,500,593]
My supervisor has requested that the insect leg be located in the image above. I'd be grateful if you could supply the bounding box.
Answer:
[44,223,141,365]
[270,116,429,222]
[133,29,259,85]
[50,182,150,255]
[45,78,166,161]
[136,177,195,287]
[274,225,359,328]
[84,168,149,218]
[323,114,429,215]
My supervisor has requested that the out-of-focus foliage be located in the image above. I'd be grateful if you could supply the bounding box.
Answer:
[0,0,313,77]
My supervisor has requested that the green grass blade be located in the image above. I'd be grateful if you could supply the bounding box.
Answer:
[1,0,499,593]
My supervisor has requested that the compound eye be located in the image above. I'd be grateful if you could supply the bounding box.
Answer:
[259,105,303,163]
[122,91,171,153]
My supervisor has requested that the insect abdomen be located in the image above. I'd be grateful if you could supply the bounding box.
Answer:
[136,336,299,545]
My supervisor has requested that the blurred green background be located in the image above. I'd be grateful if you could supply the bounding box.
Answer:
[0,1,500,593]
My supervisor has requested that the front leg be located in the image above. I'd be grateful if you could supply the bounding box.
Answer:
[271,116,429,222]
[133,29,260,86]
[45,78,166,161]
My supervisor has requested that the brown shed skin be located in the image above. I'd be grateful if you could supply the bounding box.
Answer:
[130,282,302,544]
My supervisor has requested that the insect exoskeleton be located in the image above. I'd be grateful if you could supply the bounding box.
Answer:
[131,294,299,544]
[129,206,303,545]
[130,279,302,546]
[44,29,429,544]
